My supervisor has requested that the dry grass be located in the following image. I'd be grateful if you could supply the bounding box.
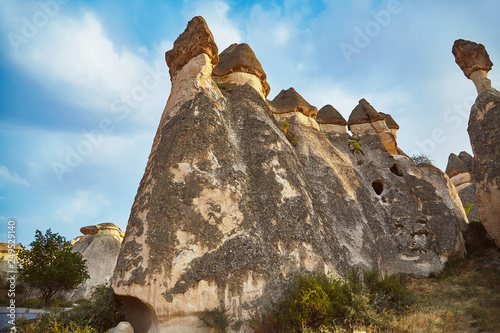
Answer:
[300,248,500,333]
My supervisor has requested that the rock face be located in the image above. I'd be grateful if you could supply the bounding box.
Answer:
[453,39,500,247]
[0,242,21,287]
[69,223,124,299]
[269,87,318,118]
[316,104,347,134]
[445,152,480,223]
[112,17,467,333]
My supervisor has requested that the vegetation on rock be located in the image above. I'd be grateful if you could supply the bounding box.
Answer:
[281,121,300,146]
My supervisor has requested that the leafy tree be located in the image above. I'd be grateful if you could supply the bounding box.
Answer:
[18,229,90,307]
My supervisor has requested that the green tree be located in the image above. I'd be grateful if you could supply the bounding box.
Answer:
[18,229,90,307]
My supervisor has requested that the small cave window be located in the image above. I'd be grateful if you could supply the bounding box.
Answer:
[372,180,384,195]
[390,163,403,177]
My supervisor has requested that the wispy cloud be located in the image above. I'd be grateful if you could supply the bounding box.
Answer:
[0,165,30,187]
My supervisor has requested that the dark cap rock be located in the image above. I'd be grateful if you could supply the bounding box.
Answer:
[452,39,493,79]
[165,16,219,78]
[316,105,347,125]
[458,151,474,172]
[269,88,317,118]
[348,99,385,125]
[445,153,469,178]
[379,112,399,130]
[213,43,271,97]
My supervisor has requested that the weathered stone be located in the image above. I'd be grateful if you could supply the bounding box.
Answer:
[213,43,270,97]
[458,151,474,172]
[453,39,500,247]
[379,112,399,130]
[452,39,493,79]
[110,18,467,333]
[165,16,218,78]
[107,321,134,333]
[269,87,318,118]
[0,242,21,287]
[316,105,347,125]
[347,99,385,127]
[69,223,124,299]
[453,39,493,93]
[445,153,469,178]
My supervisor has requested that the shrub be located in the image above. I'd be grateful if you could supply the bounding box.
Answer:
[348,139,363,155]
[16,285,124,333]
[199,304,233,333]
[411,154,434,166]
[256,269,415,332]
[281,122,300,146]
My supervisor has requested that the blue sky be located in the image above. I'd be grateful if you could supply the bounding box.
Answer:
[1,0,499,246]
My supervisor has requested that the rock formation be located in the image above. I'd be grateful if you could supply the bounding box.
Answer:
[111,17,467,333]
[69,223,124,299]
[269,87,318,118]
[0,242,21,287]
[445,152,480,223]
[316,104,347,134]
[453,39,500,247]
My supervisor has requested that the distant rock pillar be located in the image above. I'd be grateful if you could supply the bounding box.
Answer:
[453,39,500,247]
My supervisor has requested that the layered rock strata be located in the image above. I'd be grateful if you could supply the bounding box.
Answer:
[112,17,467,333]
[69,223,124,299]
[453,39,500,247]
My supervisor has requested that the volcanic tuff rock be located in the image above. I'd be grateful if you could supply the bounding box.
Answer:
[213,43,271,98]
[453,39,493,93]
[0,242,21,287]
[445,152,480,223]
[453,39,500,247]
[112,17,467,333]
[69,223,124,299]
[270,87,318,118]
[165,16,218,78]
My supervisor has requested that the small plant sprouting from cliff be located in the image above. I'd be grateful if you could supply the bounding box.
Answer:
[281,122,300,146]
[199,304,233,333]
[464,203,474,215]
[411,153,434,166]
[348,139,364,155]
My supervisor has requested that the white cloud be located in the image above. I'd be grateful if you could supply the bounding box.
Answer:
[0,165,30,187]
[55,190,110,223]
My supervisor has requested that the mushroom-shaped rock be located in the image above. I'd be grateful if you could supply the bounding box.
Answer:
[458,151,474,172]
[213,43,271,97]
[165,16,218,78]
[452,39,493,93]
[80,225,99,235]
[348,99,385,126]
[445,153,469,178]
[316,105,347,125]
[270,88,318,118]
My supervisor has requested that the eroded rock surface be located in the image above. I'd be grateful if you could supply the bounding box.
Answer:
[213,43,270,98]
[69,223,124,299]
[453,39,500,247]
[269,87,318,118]
[111,17,468,333]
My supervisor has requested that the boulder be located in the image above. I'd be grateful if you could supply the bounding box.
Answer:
[453,39,500,247]
[213,43,270,98]
[445,153,469,178]
[269,87,318,118]
[165,16,218,78]
[107,321,134,333]
[69,223,124,299]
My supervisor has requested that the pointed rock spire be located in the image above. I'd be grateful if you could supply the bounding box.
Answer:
[458,151,474,172]
[270,87,317,118]
[213,43,271,97]
[347,99,385,126]
[165,16,219,78]
[445,153,469,178]
[316,105,347,125]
